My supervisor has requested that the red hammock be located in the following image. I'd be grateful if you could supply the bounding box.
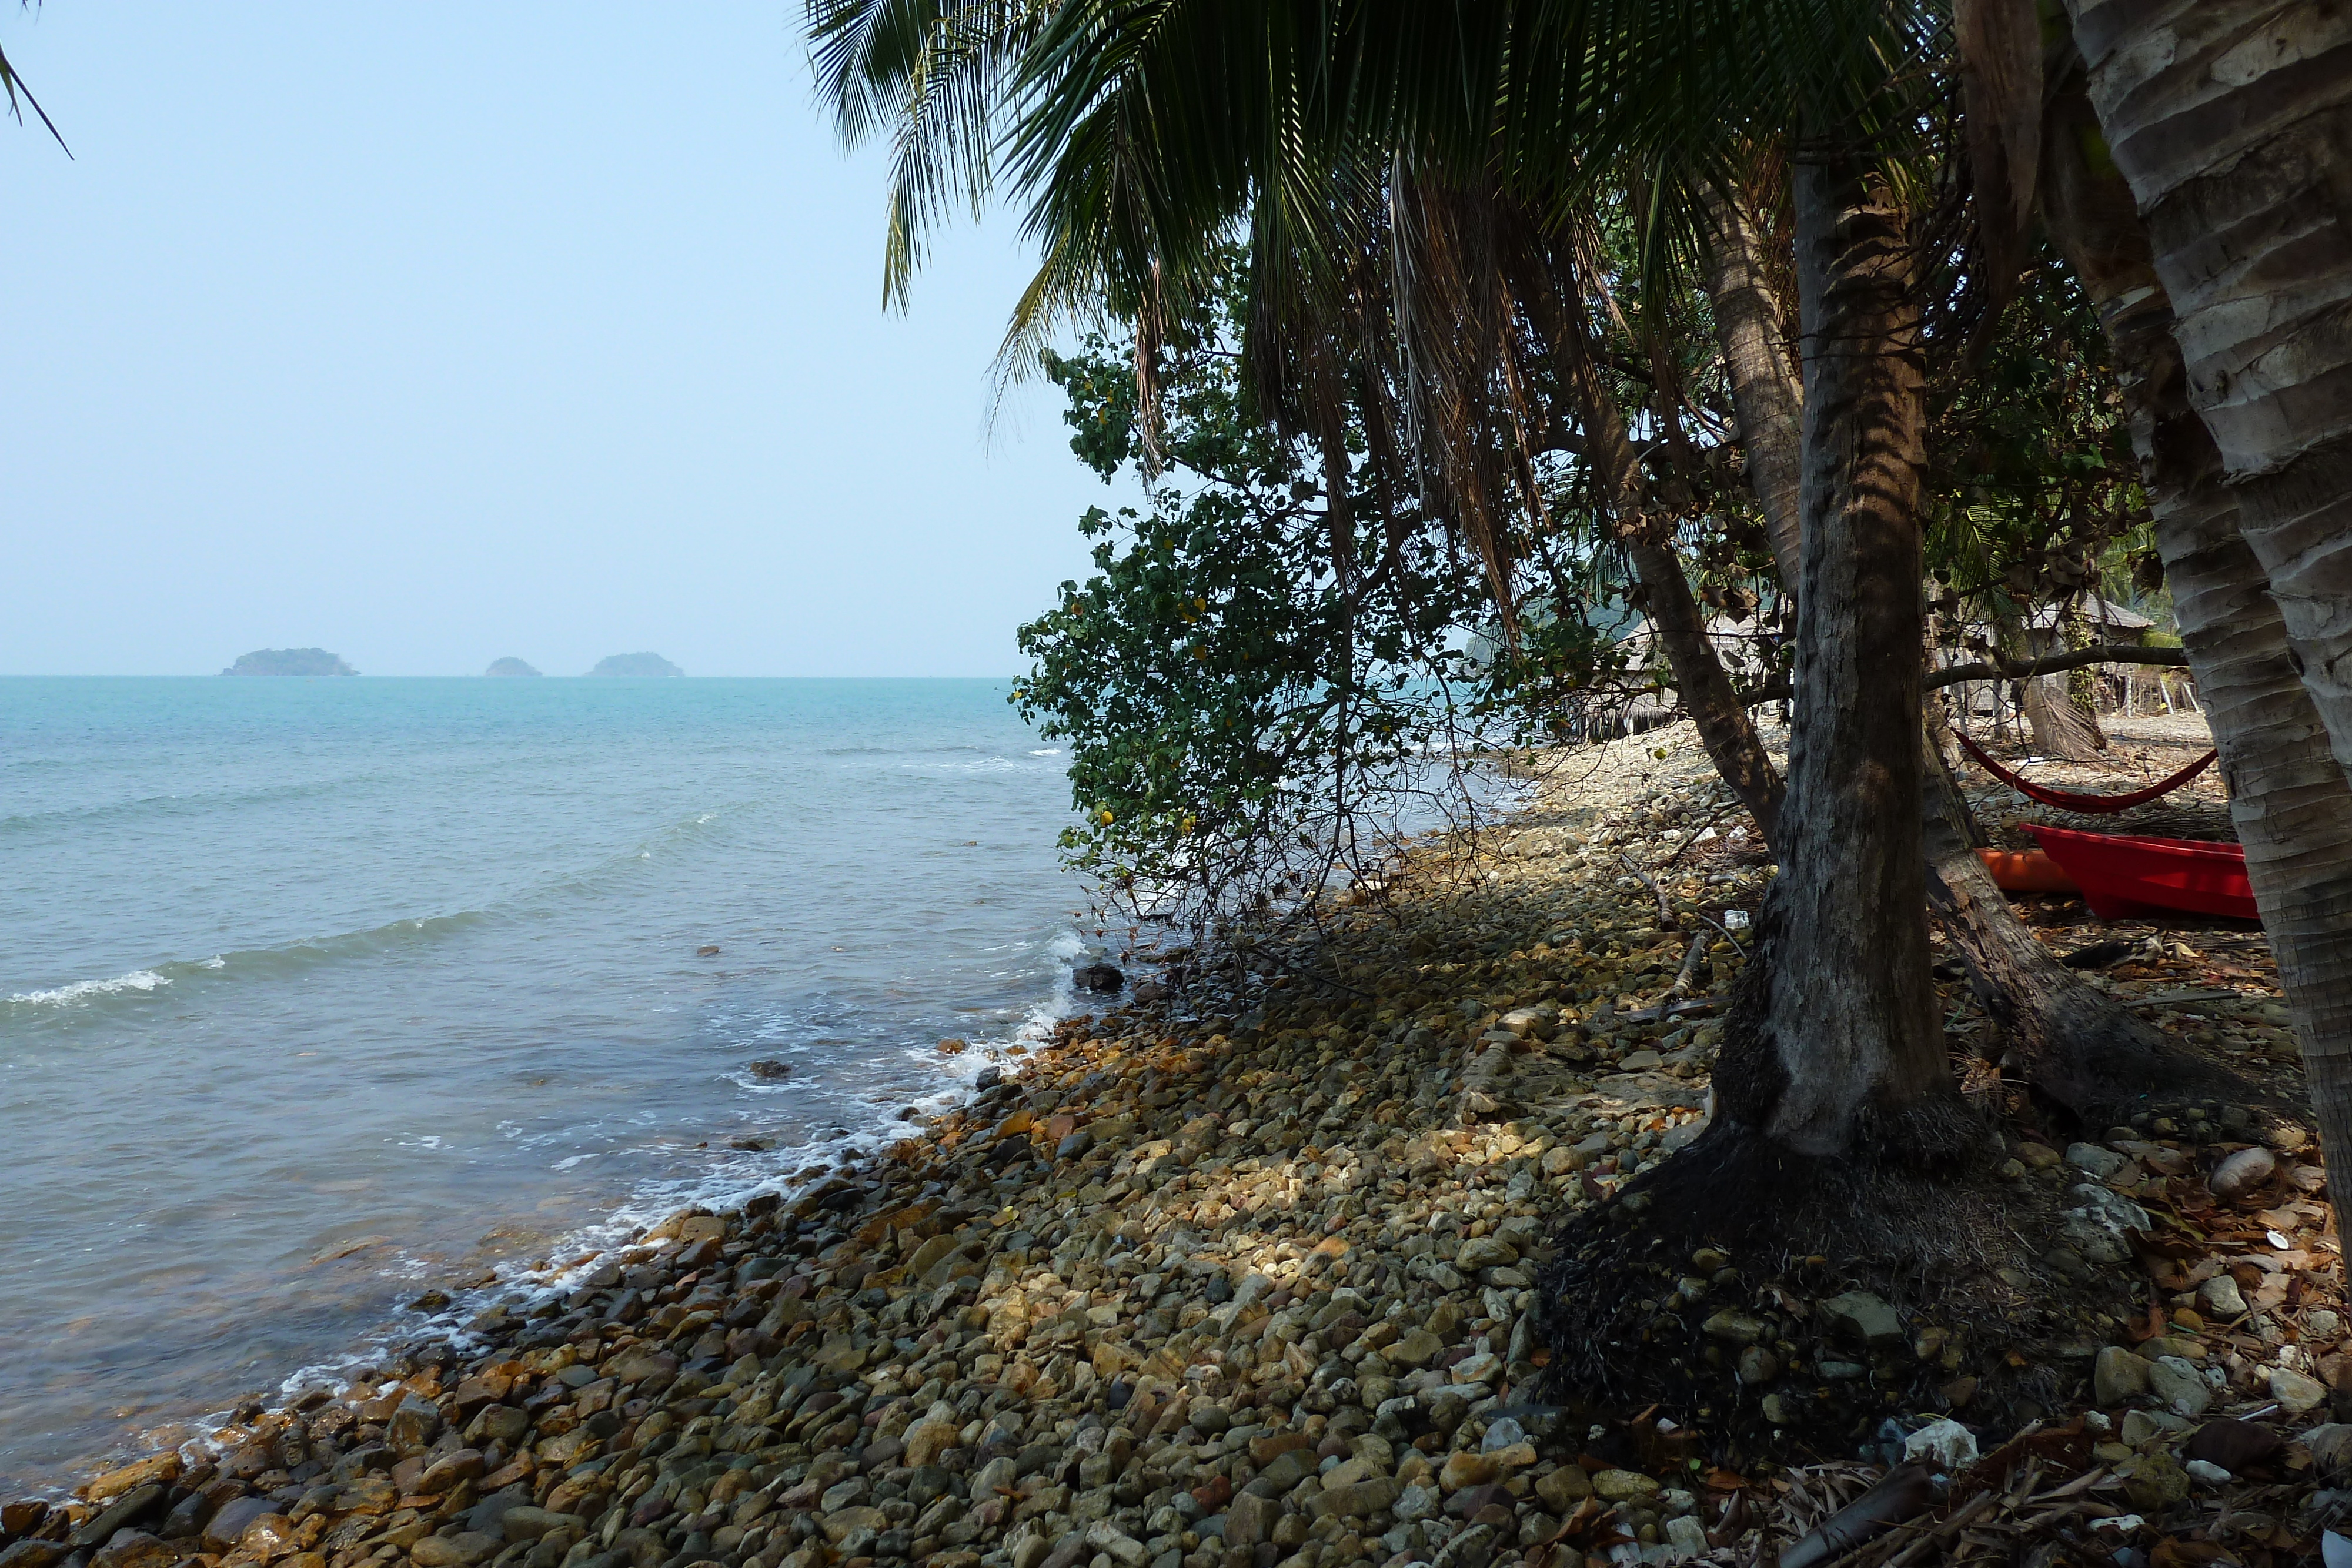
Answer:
[1956,730,2218,814]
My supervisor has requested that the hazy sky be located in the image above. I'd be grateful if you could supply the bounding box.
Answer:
[2,5,1130,676]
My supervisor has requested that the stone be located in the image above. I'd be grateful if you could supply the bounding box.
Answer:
[1736,1346,1779,1385]
[1820,1291,1905,1351]
[1665,1517,1710,1557]
[386,1393,445,1451]
[1438,1453,1498,1492]
[83,1454,181,1505]
[2199,1275,2248,1319]
[2060,1184,2153,1265]
[2147,1356,2212,1417]
[68,1485,165,1549]
[1387,1329,1444,1369]
[2066,1144,2127,1180]
[202,1496,278,1554]
[1255,1450,1315,1494]
[818,1506,890,1544]
[2271,1366,2329,1415]
[1392,1483,1440,1522]
[1222,1492,1279,1548]
[2120,1453,2190,1512]
[2210,1146,2277,1201]
[89,1532,177,1568]
[1454,1237,1517,1271]
[497,1508,580,1544]
[1700,1310,1764,1345]
[2094,1346,2151,1406]
[0,1544,67,1568]
[1591,1470,1659,1504]
[1535,1466,1592,1512]
[2120,1409,2189,1447]
[904,1419,964,1468]
[906,1235,960,1277]
[1314,1477,1400,1520]
[410,1532,502,1568]
[2186,1418,2284,1472]
[416,1449,486,1495]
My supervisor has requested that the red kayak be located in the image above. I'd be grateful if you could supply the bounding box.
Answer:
[2023,824,2258,922]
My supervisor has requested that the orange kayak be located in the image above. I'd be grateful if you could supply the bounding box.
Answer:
[1977,847,2078,895]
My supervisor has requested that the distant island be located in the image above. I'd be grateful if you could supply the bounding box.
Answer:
[587,653,683,678]
[222,648,357,677]
[484,657,543,677]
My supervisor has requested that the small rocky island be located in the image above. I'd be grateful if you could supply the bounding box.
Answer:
[484,658,543,677]
[221,648,357,677]
[587,653,683,678]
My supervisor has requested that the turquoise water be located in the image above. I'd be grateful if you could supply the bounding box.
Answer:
[0,678,1089,1490]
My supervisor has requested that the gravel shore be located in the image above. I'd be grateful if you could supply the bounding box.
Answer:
[6,721,2346,1568]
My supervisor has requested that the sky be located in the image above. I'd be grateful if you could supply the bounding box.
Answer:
[1,5,1131,677]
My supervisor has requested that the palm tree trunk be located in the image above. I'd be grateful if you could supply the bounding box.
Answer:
[2062,0,2352,778]
[1712,154,1959,1157]
[1690,165,2181,1122]
[2042,50,2352,1165]
[1701,180,1806,596]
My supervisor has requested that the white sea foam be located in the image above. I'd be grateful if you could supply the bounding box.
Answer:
[6,969,170,1007]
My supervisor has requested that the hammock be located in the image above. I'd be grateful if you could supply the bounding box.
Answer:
[1956,729,2218,814]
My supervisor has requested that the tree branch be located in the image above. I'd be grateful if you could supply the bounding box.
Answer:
[1923,642,2188,689]
[1730,643,2187,708]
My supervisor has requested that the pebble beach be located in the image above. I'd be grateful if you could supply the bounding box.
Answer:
[7,719,2350,1568]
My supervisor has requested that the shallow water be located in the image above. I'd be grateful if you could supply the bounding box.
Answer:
[0,677,1087,1490]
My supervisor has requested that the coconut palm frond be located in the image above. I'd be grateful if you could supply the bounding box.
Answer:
[0,35,69,155]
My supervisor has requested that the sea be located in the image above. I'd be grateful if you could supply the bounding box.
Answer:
[0,677,1098,1493]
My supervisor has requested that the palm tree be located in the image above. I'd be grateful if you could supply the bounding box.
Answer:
[2040,36,2352,1200]
[2061,0,2352,780]
[813,0,2350,1416]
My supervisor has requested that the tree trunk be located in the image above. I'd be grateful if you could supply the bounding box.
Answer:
[2042,48,2352,1159]
[1619,521,1786,847]
[2022,672,2107,759]
[1702,180,1806,597]
[1512,236,1789,846]
[1922,703,2244,1122]
[1712,154,1958,1158]
[2063,0,2352,780]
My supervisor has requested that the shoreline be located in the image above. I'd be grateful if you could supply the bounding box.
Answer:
[5,718,2341,1568]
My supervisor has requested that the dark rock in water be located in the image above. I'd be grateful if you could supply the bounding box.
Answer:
[483,657,542,677]
[1072,962,1125,994]
[222,648,356,677]
[1132,978,1171,1004]
[746,1060,791,1081]
[696,944,720,956]
[586,652,683,678]
[974,1066,1003,1090]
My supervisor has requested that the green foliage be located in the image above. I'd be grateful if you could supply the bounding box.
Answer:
[1921,259,2165,647]
[1014,290,1495,927]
